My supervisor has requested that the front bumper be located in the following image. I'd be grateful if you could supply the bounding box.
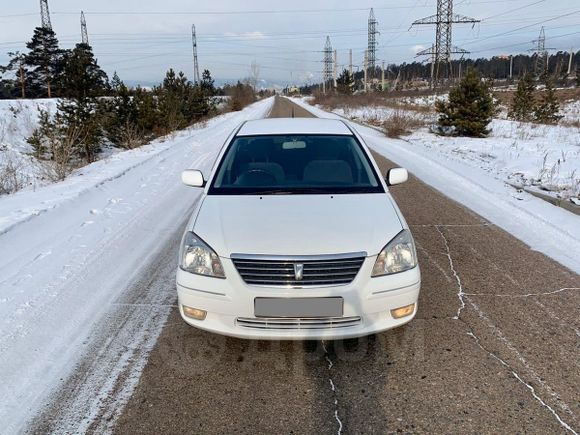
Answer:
[176,257,420,340]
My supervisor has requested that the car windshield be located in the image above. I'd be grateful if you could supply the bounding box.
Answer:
[209,134,384,195]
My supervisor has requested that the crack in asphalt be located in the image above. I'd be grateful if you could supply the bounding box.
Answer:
[464,287,580,298]
[435,226,466,320]
[321,340,343,435]
[435,225,577,433]
[467,331,579,435]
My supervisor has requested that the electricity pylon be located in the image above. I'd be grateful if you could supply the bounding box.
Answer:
[367,8,379,80]
[322,36,333,93]
[40,0,52,30]
[531,27,548,77]
[412,0,479,88]
[81,11,89,45]
[192,25,201,85]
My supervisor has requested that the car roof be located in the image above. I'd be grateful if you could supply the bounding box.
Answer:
[236,118,353,137]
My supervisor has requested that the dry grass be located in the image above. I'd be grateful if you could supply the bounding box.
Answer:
[0,152,27,195]
[383,110,428,138]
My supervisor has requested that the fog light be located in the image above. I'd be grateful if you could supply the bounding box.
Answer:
[183,305,207,320]
[391,303,415,319]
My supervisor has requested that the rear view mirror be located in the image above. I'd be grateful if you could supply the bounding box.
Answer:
[182,169,205,188]
[282,141,306,150]
[386,168,408,186]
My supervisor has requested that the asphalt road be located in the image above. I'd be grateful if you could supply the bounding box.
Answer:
[34,97,580,434]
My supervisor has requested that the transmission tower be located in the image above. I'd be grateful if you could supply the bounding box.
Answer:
[531,27,548,77]
[367,8,379,79]
[412,0,479,88]
[40,0,52,30]
[80,11,89,45]
[322,36,333,93]
[192,25,201,85]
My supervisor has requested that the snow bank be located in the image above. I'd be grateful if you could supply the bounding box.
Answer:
[329,101,580,200]
[292,97,580,274]
[0,97,274,433]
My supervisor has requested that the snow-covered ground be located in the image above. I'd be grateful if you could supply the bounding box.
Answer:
[0,99,59,193]
[0,97,274,433]
[329,100,580,201]
[293,97,580,274]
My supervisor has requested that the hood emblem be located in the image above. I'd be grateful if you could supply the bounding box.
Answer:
[293,263,304,281]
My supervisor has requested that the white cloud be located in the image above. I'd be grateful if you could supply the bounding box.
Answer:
[223,31,266,40]
[411,44,426,54]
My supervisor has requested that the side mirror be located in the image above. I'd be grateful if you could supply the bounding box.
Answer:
[182,169,205,188]
[386,168,408,186]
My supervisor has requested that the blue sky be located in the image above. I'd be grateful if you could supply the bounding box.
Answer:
[1,0,579,86]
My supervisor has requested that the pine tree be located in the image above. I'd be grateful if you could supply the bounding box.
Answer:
[24,27,63,98]
[156,69,187,132]
[1,51,27,98]
[110,72,123,94]
[60,43,108,99]
[534,78,562,124]
[337,69,354,95]
[435,68,495,137]
[200,69,215,97]
[508,73,536,122]
[106,79,138,146]
[133,86,159,134]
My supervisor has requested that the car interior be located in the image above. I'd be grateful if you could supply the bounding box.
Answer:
[215,135,377,188]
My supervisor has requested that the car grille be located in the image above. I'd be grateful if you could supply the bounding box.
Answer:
[236,316,362,330]
[231,254,366,287]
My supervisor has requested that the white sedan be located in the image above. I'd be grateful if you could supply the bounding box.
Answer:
[177,118,420,340]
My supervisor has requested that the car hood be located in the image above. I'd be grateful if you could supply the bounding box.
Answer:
[192,194,403,258]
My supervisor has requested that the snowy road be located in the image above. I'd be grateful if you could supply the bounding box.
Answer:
[0,98,274,433]
[2,96,578,434]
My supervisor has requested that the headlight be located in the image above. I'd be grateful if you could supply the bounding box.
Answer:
[372,229,417,277]
[179,232,225,278]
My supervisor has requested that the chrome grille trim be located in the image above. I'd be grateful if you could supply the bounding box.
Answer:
[236,316,362,330]
[231,253,366,287]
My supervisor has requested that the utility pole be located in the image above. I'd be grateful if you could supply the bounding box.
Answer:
[349,49,353,77]
[40,0,52,30]
[80,11,89,45]
[192,25,201,85]
[363,50,368,92]
[333,50,338,89]
[412,0,479,88]
[509,55,513,79]
[367,8,379,82]
[322,36,333,94]
[381,61,385,91]
[568,48,574,76]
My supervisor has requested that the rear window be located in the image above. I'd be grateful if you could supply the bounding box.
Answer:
[209,135,384,195]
